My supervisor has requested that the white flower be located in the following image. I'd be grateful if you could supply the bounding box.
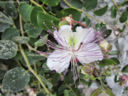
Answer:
[47,25,103,73]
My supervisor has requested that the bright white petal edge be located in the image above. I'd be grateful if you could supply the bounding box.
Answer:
[47,49,72,73]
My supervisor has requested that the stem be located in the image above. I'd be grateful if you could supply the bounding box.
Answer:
[73,20,88,28]
[18,1,52,94]
[19,15,24,36]
[17,0,24,36]
[26,43,48,57]
[63,0,101,22]
[63,0,118,30]
[19,45,52,95]
[111,0,121,14]
[26,43,39,52]
[30,0,46,13]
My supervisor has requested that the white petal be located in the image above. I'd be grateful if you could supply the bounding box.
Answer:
[75,43,103,64]
[75,27,96,44]
[54,25,72,47]
[47,49,72,73]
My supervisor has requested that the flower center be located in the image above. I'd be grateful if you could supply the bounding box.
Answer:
[68,37,77,47]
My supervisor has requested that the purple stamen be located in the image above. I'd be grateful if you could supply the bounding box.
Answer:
[37,51,50,56]
[47,40,57,49]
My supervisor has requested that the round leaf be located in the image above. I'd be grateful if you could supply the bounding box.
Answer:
[2,67,30,92]
[0,40,18,59]
[31,7,59,30]
[19,3,34,21]
[37,11,59,30]
[4,1,18,19]
[30,7,42,27]
[2,27,20,40]
[84,0,97,10]
[57,8,81,21]
[71,0,83,8]
[0,12,13,32]
[99,58,120,67]
[13,36,30,44]
[34,35,48,47]
[24,23,42,38]
[122,65,128,72]
[119,11,128,23]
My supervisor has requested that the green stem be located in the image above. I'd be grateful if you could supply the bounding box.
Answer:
[63,0,103,23]
[111,0,121,14]
[26,43,47,57]
[19,45,52,95]
[18,1,51,93]
[19,15,24,36]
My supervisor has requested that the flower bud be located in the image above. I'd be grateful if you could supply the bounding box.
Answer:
[65,16,72,24]
[121,75,128,81]
[99,40,112,53]
[61,15,73,25]
[120,75,128,86]
[114,31,119,36]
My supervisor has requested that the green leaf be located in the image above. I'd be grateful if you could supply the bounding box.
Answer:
[0,12,13,32]
[84,0,97,10]
[57,8,81,21]
[41,0,61,7]
[24,23,42,38]
[120,1,128,6]
[30,7,42,27]
[119,11,128,23]
[1,27,20,40]
[122,65,128,73]
[31,7,60,30]
[20,52,45,66]
[111,6,117,18]
[0,40,18,59]
[91,88,114,96]
[64,90,72,96]
[37,12,59,30]
[94,5,108,16]
[71,0,83,8]
[84,16,91,26]
[2,1,18,19]
[99,58,120,67]
[19,3,34,21]
[95,23,106,30]
[34,35,48,47]
[81,79,90,86]
[105,87,114,96]
[37,12,60,29]
[103,29,112,38]
[90,88,102,96]
[64,72,73,84]
[2,67,30,92]
[13,36,30,44]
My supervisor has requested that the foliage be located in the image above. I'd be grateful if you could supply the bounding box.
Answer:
[0,0,128,96]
